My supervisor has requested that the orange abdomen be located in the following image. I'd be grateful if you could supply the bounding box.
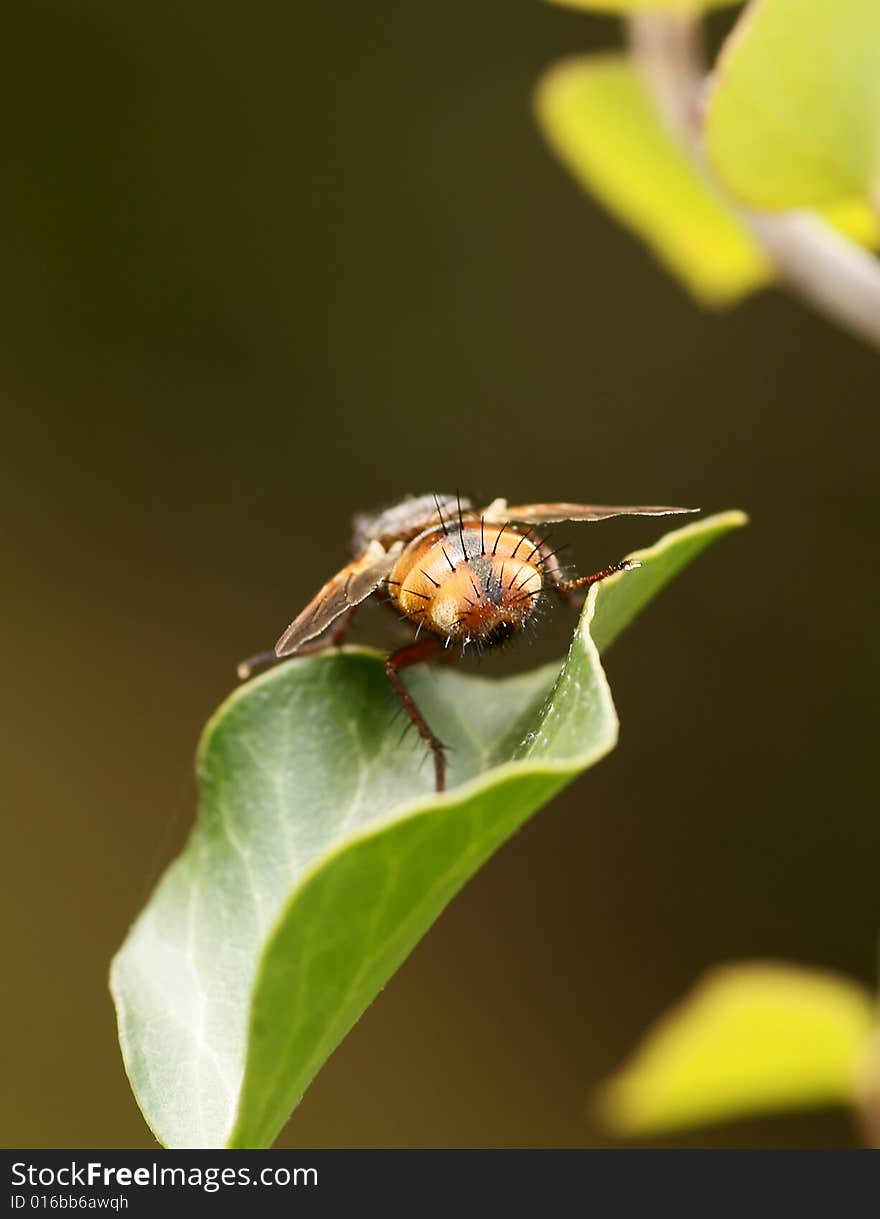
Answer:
[388,522,545,647]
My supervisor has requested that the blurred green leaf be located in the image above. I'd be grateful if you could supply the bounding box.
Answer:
[111,512,744,1149]
[706,0,880,208]
[599,962,876,1136]
[535,53,878,306]
[817,199,880,251]
[535,56,770,305]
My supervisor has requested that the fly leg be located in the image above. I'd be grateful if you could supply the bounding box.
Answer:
[550,558,641,603]
[385,637,447,792]
[237,608,356,680]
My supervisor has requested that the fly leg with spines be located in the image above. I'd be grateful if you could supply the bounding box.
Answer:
[548,558,641,605]
[384,637,447,792]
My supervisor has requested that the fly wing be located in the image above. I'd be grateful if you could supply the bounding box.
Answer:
[481,500,699,525]
[274,540,401,657]
[353,493,472,549]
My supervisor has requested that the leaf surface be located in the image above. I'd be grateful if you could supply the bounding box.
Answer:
[706,0,880,208]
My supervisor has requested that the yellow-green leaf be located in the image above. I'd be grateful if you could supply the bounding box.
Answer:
[598,963,876,1136]
[821,199,880,250]
[706,0,880,208]
[535,55,770,306]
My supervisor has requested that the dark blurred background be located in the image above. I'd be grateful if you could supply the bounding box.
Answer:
[5,1,878,1149]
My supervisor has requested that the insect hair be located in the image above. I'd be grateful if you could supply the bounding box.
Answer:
[433,493,450,537]
[456,491,469,561]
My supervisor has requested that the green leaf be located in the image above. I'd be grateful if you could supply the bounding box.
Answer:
[111,511,745,1149]
[705,0,880,208]
[535,56,770,305]
[598,963,876,1136]
[545,1,741,12]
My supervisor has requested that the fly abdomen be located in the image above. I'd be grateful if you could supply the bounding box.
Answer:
[388,522,545,646]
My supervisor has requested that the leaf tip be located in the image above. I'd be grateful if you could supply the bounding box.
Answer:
[713,507,749,529]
